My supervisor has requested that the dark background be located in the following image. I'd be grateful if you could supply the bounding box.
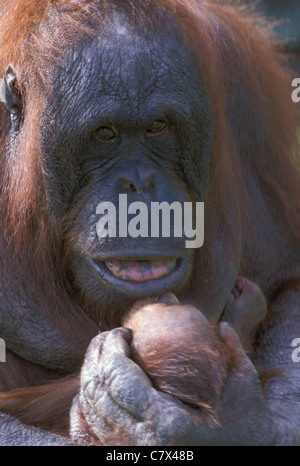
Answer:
[245,0,300,72]
[259,0,300,50]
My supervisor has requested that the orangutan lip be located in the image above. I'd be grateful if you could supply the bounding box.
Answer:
[105,259,177,282]
[89,256,190,297]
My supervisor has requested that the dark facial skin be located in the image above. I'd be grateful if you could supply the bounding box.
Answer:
[40,12,212,326]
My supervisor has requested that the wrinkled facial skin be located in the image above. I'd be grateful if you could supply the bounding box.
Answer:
[40,10,212,326]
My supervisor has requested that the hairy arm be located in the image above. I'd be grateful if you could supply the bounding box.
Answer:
[255,288,300,445]
[70,290,300,446]
[0,412,72,446]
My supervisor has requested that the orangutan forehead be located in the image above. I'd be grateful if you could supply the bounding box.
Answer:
[45,15,205,124]
[60,32,199,91]
[45,1,193,77]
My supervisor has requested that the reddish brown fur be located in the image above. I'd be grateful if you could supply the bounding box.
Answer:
[0,1,299,322]
[124,303,230,421]
[0,0,299,436]
[0,300,244,434]
[0,375,78,436]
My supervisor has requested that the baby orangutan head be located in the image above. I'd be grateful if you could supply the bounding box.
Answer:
[123,294,229,420]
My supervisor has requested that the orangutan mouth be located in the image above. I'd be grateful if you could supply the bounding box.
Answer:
[105,258,177,282]
[90,256,190,297]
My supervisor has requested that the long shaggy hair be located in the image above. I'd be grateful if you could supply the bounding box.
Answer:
[0,0,299,436]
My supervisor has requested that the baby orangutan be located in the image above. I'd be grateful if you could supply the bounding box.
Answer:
[68,276,267,445]
[0,276,268,445]
[1,277,267,445]
[123,277,267,420]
